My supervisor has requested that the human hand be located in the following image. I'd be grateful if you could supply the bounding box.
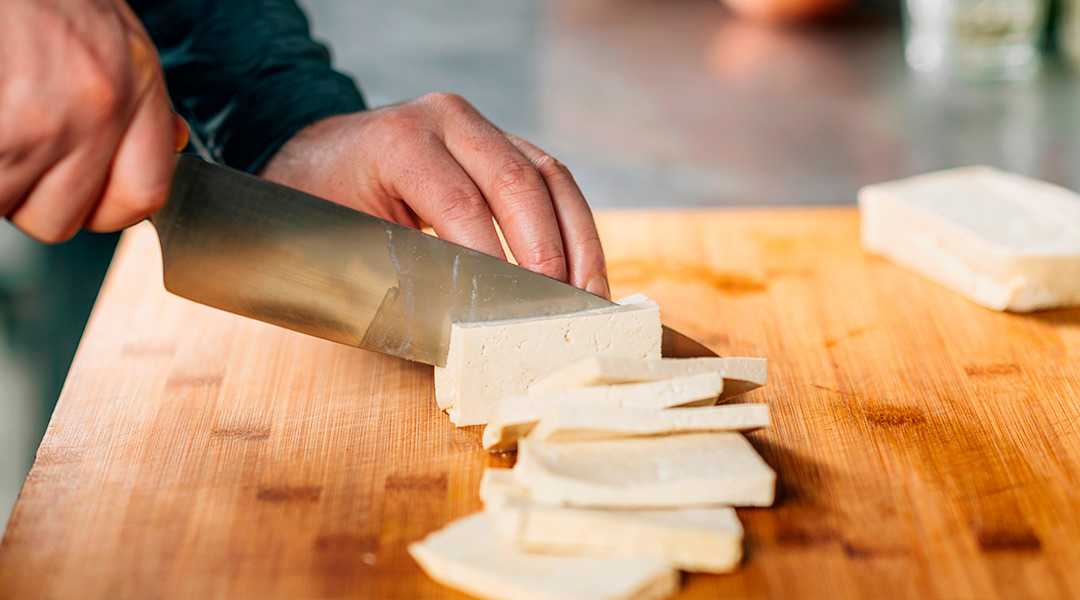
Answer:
[259,93,609,298]
[722,0,852,23]
[0,0,188,243]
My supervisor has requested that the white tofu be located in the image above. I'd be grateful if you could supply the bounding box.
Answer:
[527,403,770,444]
[408,513,679,600]
[859,166,1080,312]
[514,433,775,508]
[435,301,662,426]
[530,355,768,401]
[480,468,528,508]
[482,373,725,452]
[614,293,650,305]
[488,498,744,574]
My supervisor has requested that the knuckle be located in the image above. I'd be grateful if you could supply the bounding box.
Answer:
[525,242,568,279]
[77,64,129,121]
[579,231,605,263]
[421,92,472,115]
[370,110,428,145]
[581,230,604,253]
[65,34,134,122]
[434,185,487,219]
[492,160,545,199]
[532,154,569,179]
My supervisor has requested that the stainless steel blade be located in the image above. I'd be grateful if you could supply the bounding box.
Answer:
[152,155,715,366]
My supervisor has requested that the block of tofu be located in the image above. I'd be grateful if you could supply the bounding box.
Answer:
[409,513,679,600]
[859,166,1080,312]
[614,293,650,305]
[530,355,768,401]
[483,373,725,452]
[435,301,662,426]
[488,498,744,574]
[514,433,775,508]
[527,403,770,444]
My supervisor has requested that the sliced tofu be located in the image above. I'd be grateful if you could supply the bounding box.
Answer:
[614,293,650,305]
[859,166,1080,312]
[514,433,775,508]
[435,301,662,427]
[530,355,767,401]
[488,497,744,574]
[483,372,725,452]
[409,513,679,600]
[527,403,770,444]
[480,468,528,508]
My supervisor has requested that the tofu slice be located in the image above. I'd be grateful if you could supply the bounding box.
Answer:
[859,166,1080,312]
[409,513,679,600]
[483,372,725,452]
[529,355,767,401]
[480,468,528,508]
[435,301,662,426]
[488,497,744,574]
[527,403,770,444]
[514,433,775,508]
[614,293,650,305]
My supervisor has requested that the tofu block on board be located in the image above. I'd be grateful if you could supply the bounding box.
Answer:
[515,433,775,508]
[530,356,768,401]
[488,498,744,574]
[483,372,725,452]
[435,301,662,427]
[527,403,770,444]
[409,513,679,600]
[859,166,1080,312]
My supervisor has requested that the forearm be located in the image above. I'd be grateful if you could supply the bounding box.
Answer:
[130,0,366,173]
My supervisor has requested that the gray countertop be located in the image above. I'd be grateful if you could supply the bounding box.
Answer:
[304,0,1080,208]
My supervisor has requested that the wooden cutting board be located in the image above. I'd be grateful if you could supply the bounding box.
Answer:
[2,208,1078,599]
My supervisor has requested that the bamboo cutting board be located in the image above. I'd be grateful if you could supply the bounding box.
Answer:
[2,208,1079,599]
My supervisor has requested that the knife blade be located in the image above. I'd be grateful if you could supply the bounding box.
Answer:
[151,155,716,366]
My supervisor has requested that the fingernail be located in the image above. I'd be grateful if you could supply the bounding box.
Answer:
[586,274,610,299]
[173,113,190,152]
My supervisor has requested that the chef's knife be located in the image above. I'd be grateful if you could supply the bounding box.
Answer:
[150,155,716,367]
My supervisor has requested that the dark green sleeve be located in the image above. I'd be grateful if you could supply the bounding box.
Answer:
[130,0,367,173]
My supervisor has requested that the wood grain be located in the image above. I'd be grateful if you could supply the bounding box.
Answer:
[2,208,1079,599]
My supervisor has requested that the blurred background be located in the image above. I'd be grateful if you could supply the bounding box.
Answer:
[1,0,1078,531]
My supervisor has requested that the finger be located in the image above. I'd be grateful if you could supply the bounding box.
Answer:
[85,40,176,232]
[3,57,131,241]
[506,135,608,298]
[0,141,65,220]
[436,99,568,283]
[6,138,118,243]
[389,140,507,260]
